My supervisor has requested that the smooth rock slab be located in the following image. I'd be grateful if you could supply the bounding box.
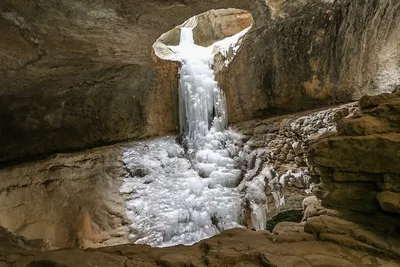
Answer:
[377,191,400,214]
[308,133,400,173]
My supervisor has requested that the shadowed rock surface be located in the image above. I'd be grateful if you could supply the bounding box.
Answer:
[1,0,399,163]
[1,226,400,267]
[0,0,261,163]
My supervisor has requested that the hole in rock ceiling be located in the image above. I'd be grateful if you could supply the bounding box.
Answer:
[153,8,253,62]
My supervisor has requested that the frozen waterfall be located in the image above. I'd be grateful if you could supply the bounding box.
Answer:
[120,25,266,247]
[177,27,228,149]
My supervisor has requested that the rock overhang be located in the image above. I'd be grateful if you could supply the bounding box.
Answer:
[153,9,253,61]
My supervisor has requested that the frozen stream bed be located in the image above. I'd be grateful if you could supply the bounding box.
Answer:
[120,20,262,247]
[120,135,246,247]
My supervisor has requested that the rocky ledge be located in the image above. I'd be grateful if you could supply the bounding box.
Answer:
[308,92,400,216]
[1,225,400,267]
[304,91,400,259]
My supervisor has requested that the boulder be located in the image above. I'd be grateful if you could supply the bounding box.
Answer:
[377,191,400,214]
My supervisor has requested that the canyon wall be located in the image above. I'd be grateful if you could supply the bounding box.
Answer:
[0,0,261,163]
[217,0,400,122]
[1,0,399,163]
[308,92,400,216]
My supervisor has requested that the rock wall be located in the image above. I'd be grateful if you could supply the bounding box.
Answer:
[303,92,400,257]
[292,92,400,259]
[0,144,128,249]
[234,102,358,226]
[308,92,400,216]
[1,0,399,165]
[0,0,260,163]
[217,0,400,122]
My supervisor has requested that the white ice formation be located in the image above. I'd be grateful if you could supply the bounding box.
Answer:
[120,23,256,247]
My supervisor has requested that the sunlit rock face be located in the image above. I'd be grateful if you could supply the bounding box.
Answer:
[153,9,253,60]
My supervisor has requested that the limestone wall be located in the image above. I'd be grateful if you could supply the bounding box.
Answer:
[308,92,400,216]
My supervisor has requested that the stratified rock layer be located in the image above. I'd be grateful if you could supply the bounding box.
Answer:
[304,93,400,259]
[308,92,400,215]
[1,226,399,267]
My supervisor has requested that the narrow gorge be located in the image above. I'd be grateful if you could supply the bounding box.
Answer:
[0,0,399,266]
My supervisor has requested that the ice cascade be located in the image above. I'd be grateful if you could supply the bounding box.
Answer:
[120,24,258,247]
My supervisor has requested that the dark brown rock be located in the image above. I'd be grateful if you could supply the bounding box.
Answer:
[377,191,400,215]
[333,172,382,183]
[337,115,397,136]
[314,182,379,212]
[359,94,397,109]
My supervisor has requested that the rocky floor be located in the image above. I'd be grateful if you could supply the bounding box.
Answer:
[1,225,399,267]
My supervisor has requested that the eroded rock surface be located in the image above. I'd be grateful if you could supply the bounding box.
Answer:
[0,145,128,249]
[1,226,399,267]
[308,92,400,215]
[303,92,400,259]
[234,102,358,226]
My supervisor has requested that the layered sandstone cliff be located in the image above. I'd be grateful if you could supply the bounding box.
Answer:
[308,92,400,216]
[303,92,400,258]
